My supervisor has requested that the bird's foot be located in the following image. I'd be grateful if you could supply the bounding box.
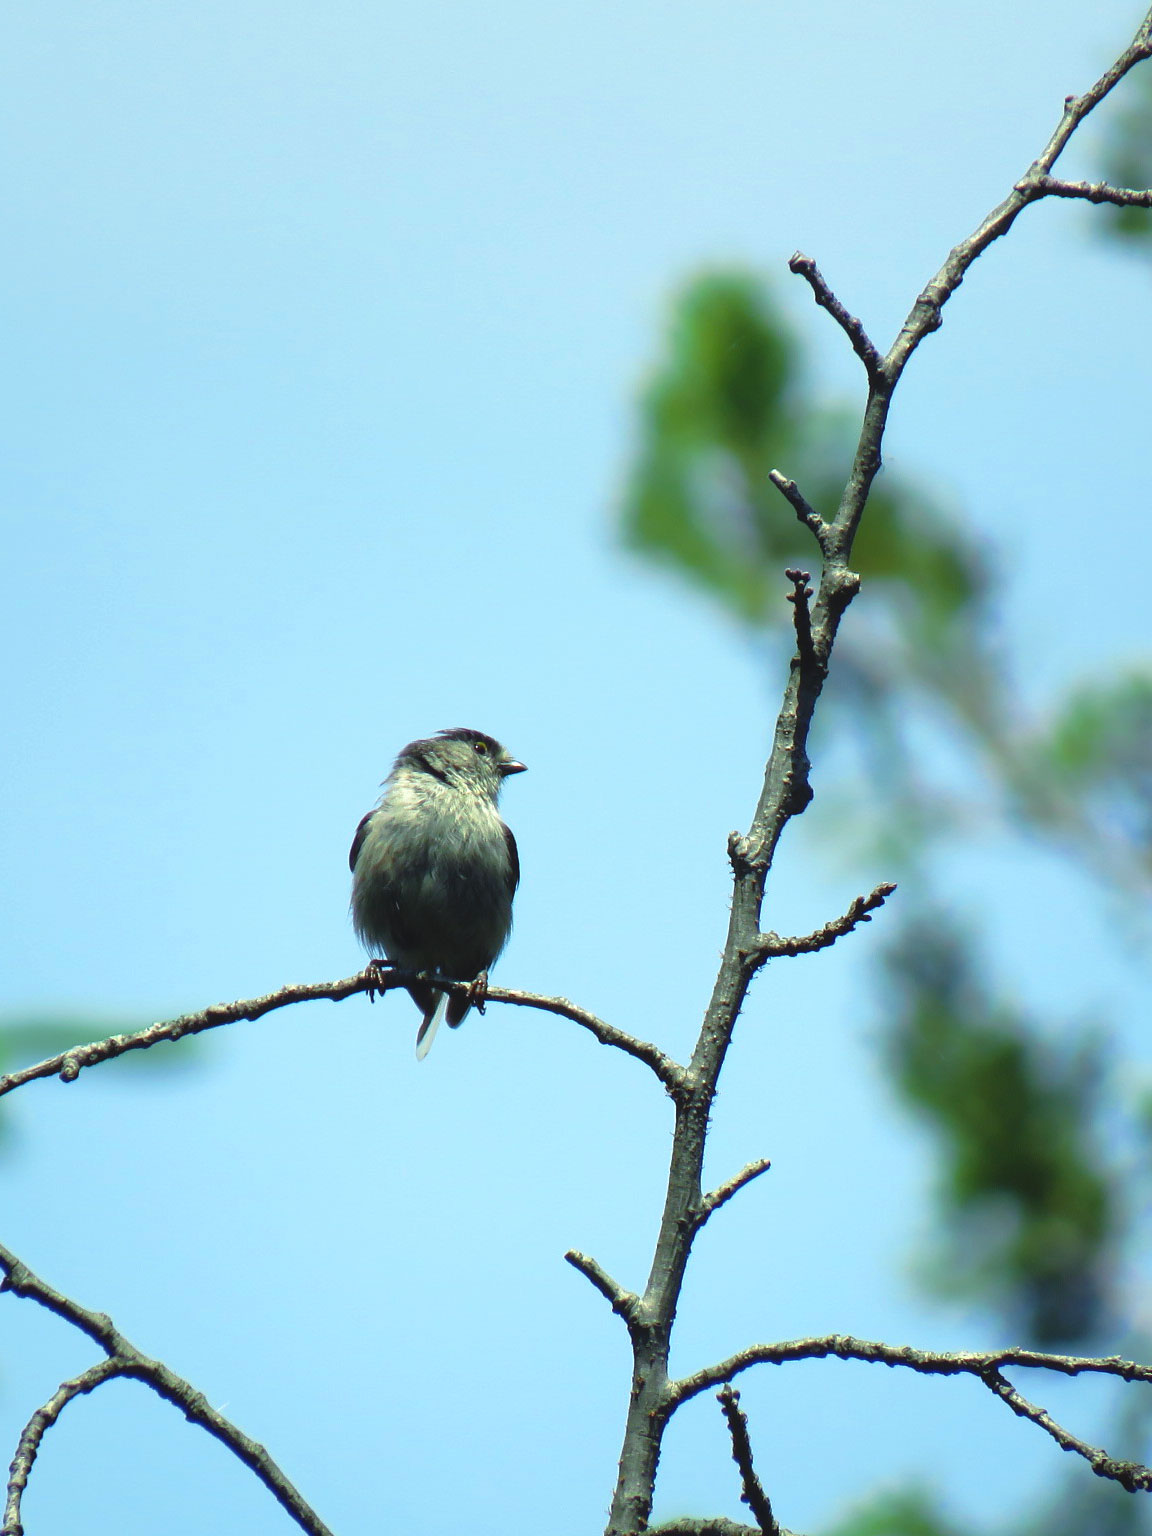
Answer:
[364,958,394,1002]
[465,970,490,1015]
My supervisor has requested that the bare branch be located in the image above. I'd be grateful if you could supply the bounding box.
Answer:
[767,471,830,556]
[980,1367,1152,1492]
[716,1385,780,1536]
[787,252,884,381]
[4,1359,126,1536]
[698,1160,772,1225]
[0,1243,335,1536]
[0,968,685,1101]
[0,974,373,1099]
[648,1523,765,1536]
[669,1338,1152,1491]
[670,1333,1152,1405]
[1031,173,1152,208]
[755,883,896,960]
[883,8,1152,394]
[481,985,686,1093]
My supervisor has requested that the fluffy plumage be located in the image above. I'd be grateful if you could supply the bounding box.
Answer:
[350,728,525,1058]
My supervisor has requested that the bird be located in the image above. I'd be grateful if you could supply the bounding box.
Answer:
[349,727,526,1059]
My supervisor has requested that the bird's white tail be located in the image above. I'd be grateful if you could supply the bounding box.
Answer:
[415,991,449,1061]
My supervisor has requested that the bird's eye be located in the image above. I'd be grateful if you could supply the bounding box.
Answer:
[473,740,489,755]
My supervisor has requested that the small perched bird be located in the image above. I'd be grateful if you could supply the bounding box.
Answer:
[350,728,526,1059]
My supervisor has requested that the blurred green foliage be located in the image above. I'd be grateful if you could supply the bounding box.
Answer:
[885,925,1116,1343]
[623,275,985,655]
[827,1464,1152,1536]
[0,1014,196,1109]
[825,1487,966,1536]
[1099,69,1152,247]
[1026,677,1152,874]
[0,1017,99,1069]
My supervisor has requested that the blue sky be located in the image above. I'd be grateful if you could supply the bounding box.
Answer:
[3,2,1151,1533]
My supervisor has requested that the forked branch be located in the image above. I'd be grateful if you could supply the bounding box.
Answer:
[0,1242,334,1536]
[668,1334,1152,1495]
[565,1250,642,1329]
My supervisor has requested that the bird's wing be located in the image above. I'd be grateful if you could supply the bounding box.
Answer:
[502,820,520,894]
[349,811,374,873]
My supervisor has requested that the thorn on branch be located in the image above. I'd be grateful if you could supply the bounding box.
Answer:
[786,251,884,382]
[716,1384,781,1536]
[756,883,897,961]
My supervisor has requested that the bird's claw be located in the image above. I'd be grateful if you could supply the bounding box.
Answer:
[365,958,394,1003]
[466,971,490,1015]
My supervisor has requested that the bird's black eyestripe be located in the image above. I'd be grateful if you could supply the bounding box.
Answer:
[409,750,452,785]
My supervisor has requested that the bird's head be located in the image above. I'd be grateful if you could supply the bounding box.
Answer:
[394,727,526,800]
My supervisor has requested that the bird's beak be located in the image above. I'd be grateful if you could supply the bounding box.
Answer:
[500,760,527,776]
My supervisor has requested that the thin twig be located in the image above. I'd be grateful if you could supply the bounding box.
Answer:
[669,1334,1152,1404]
[767,471,830,557]
[0,969,685,1099]
[565,1251,641,1327]
[0,1243,335,1536]
[884,8,1152,388]
[756,883,896,959]
[0,974,373,1098]
[787,253,884,381]
[697,1160,773,1225]
[716,1385,780,1536]
[980,1368,1152,1492]
[3,1359,126,1536]
[1030,174,1152,207]
[482,985,685,1092]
